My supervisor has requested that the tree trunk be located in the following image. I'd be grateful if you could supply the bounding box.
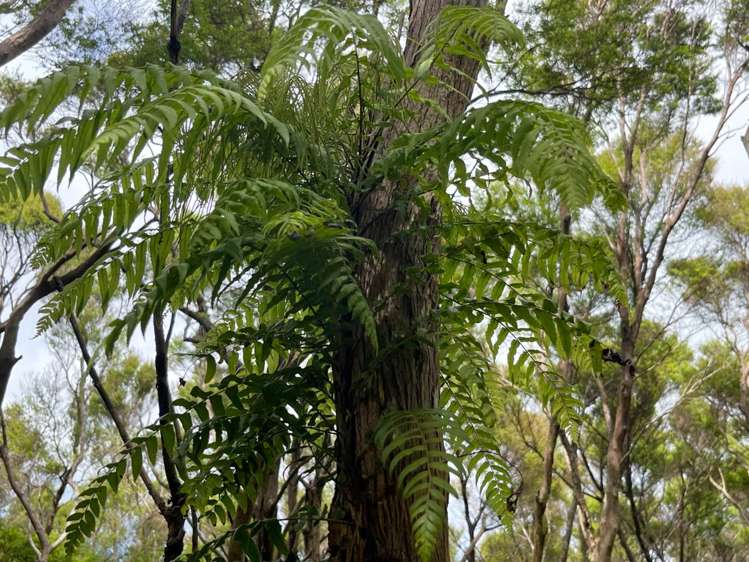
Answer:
[227,458,281,562]
[559,497,576,562]
[285,446,301,555]
[559,431,594,560]
[596,333,635,562]
[739,360,749,427]
[531,204,569,562]
[531,420,559,562]
[0,320,20,406]
[0,0,74,67]
[303,470,325,562]
[328,1,487,560]
[154,314,186,562]
[255,459,281,560]
[624,443,654,562]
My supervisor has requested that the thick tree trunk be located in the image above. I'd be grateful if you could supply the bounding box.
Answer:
[0,0,74,67]
[328,1,486,560]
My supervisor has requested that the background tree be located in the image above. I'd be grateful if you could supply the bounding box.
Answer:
[0,0,74,67]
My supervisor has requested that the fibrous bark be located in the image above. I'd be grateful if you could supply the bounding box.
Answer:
[328,1,487,560]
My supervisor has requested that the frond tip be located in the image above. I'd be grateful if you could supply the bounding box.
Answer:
[375,405,516,561]
[375,410,460,561]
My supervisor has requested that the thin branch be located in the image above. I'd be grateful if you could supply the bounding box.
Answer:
[67,313,167,515]
[0,412,50,555]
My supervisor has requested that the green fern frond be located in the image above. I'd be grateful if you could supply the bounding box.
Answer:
[383,100,623,211]
[259,6,406,101]
[0,63,227,134]
[421,6,523,74]
[375,409,460,562]
[440,333,514,517]
[375,405,517,559]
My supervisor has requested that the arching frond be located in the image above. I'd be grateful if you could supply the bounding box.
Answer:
[259,6,406,101]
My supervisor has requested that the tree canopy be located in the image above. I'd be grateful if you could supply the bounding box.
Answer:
[0,1,748,562]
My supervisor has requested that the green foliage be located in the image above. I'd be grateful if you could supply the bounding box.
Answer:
[511,0,719,117]
[0,523,36,562]
[696,185,749,237]
[0,5,622,558]
[669,256,729,304]
[375,410,462,561]
[0,192,61,228]
[259,6,407,100]
[113,0,277,71]
[383,99,622,209]
[185,519,287,562]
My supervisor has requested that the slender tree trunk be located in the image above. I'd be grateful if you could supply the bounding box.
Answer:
[559,431,594,560]
[531,204,570,562]
[0,0,74,67]
[328,1,487,560]
[624,445,654,562]
[267,0,281,35]
[559,497,576,562]
[531,420,559,562]
[739,361,749,427]
[227,459,281,561]
[596,332,635,562]
[154,313,186,561]
[256,459,281,559]
[458,472,479,562]
[303,469,325,562]
[168,0,191,64]
[285,446,301,555]
[617,528,637,562]
[0,320,20,406]
[68,314,167,513]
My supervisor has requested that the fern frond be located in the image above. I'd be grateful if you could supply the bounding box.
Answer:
[259,6,406,101]
[383,100,623,210]
[421,6,523,73]
[440,333,514,518]
[375,410,460,562]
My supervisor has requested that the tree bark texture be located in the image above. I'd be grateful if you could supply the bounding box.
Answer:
[328,1,487,561]
[0,0,74,67]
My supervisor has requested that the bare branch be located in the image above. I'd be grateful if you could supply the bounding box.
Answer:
[0,0,75,67]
